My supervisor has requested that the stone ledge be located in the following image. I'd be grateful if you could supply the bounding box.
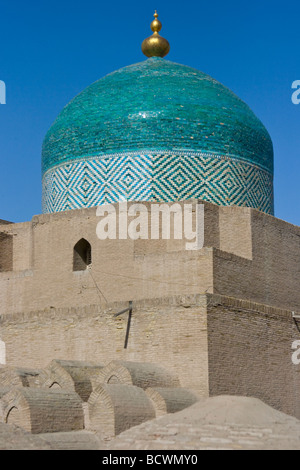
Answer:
[1,292,298,326]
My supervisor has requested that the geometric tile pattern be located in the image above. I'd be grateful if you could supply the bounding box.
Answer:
[42,151,274,215]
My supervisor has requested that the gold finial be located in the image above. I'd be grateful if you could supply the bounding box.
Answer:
[142,11,170,58]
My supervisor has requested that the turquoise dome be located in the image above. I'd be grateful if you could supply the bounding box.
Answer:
[43,57,273,174]
[42,57,274,214]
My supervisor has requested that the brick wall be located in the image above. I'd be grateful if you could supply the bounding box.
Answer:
[207,295,300,419]
[214,209,300,311]
[0,295,209,397]
[2,292,300,419]
[0,233,13,272]
[1,201,299,316]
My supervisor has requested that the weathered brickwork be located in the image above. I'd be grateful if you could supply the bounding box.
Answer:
[0,201,299,317]
[0,358,202,445]
[145,387,199,417]
[87,384,156,439]
[0,296,209,396]
[214,207,300,310]
[1,292,300,421]
[207,295,300,419]
[0,233,13,272]
[0,203,215,315]
[0,200,299,436]
[2,387,84,434]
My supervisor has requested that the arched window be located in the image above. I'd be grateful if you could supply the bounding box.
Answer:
[73,239,92,271]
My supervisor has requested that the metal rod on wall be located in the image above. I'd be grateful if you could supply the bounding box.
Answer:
[114,301,133,349]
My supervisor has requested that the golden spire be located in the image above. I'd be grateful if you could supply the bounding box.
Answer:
[142,11,170,58]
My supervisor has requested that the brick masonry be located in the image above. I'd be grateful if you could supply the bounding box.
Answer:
[0,201,299,316]
[0,296,209,397]
[207,295,300,419]
[1,293,300,419]
[0,201,299,420]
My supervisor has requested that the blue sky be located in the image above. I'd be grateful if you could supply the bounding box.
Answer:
[0,0,299,225]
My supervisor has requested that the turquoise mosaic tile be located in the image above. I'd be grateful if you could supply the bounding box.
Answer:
[42,57,274,214]
[42,152,274,215]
